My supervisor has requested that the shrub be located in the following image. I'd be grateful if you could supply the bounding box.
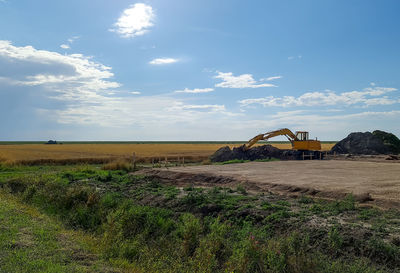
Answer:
[368,237,400,266]
[3,178,28,193]
[310,195,356,215]
[236,185,247,195]
[191,218,231,272]
[358,208,379,220]
[181,190,208,209]
[110,201,175,240]
[178,213,203,257]
[100,192,123,211]
[328,226,344,251]
[102,159,133,172]
[299,195,314,204]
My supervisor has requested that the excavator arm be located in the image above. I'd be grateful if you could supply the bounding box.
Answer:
[244,128,298,150]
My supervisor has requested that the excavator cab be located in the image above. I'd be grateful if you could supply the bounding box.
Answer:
[293,131,321,151]
[295,131,309,141]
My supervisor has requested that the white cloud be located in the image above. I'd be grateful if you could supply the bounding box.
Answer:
[0,40,238,135]
[214,71,276,88]
[202,68,214,73]
[288,55,302,60]
[239,87,398,108]
[269,110,400,123]
[54,97,238,128]
[174,88,214,94]
[60,44,70,49]
[60,36,79,50]
[110,3,155,38]
[168,102,238,117]
[363,97,396,106]
[0,40,119,102]
[231,109,400,141]
[269,110,400,139]
[261,76,282,81]
[67,36,80,44]
[174,104,225,111]
[140,45,156,50]
[2,40,399,141]
[149,58,178,65]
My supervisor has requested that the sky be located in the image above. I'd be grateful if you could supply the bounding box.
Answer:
[1,0,399,141]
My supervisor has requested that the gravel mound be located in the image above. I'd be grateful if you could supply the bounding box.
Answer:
[331,132,389,155]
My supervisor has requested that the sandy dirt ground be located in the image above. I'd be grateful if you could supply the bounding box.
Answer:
[140,160,400,209]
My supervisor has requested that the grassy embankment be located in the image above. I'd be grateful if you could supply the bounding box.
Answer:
[0,162,399,273]
[0,191,123,273]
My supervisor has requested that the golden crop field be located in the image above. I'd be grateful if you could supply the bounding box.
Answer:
[0,143,335,163]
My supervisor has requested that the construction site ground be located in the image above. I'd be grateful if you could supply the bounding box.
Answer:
[139,159,400,209]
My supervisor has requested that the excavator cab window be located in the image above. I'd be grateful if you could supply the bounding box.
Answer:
[295,131,309,141]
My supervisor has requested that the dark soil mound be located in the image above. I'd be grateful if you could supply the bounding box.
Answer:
[373,130,400,154]
[240,145,282,160]
[210,145,285,162]
[210,146,234,162]
[232,145,283,161]
[210,145,322,162]
[331,132,389,155]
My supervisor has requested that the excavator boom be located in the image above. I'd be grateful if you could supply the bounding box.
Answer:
[244,128,297,150]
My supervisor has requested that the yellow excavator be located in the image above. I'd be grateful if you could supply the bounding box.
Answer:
[244,128,321,151]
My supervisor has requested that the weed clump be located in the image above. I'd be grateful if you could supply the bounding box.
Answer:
[236,185,247,195]
[310,194,356,216]
[102,159,133,172]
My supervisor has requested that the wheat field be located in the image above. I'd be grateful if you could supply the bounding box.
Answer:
[0,143,335,163]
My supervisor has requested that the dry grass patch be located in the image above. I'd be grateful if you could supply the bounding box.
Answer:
[0,143,335,166]
[102,159,133,171]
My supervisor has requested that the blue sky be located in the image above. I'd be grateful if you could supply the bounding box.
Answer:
[1,0,399,141]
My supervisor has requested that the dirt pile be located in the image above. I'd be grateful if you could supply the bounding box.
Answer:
[210,146,235,162]
[331,131,400,155]
[372,130,400,154]
[210,144,305,162]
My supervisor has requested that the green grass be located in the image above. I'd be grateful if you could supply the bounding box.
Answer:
[0,164,399,272]
[254,158,280,162]
[309,194,356,216]
[0,193,120,273]
[215,159,251,164]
